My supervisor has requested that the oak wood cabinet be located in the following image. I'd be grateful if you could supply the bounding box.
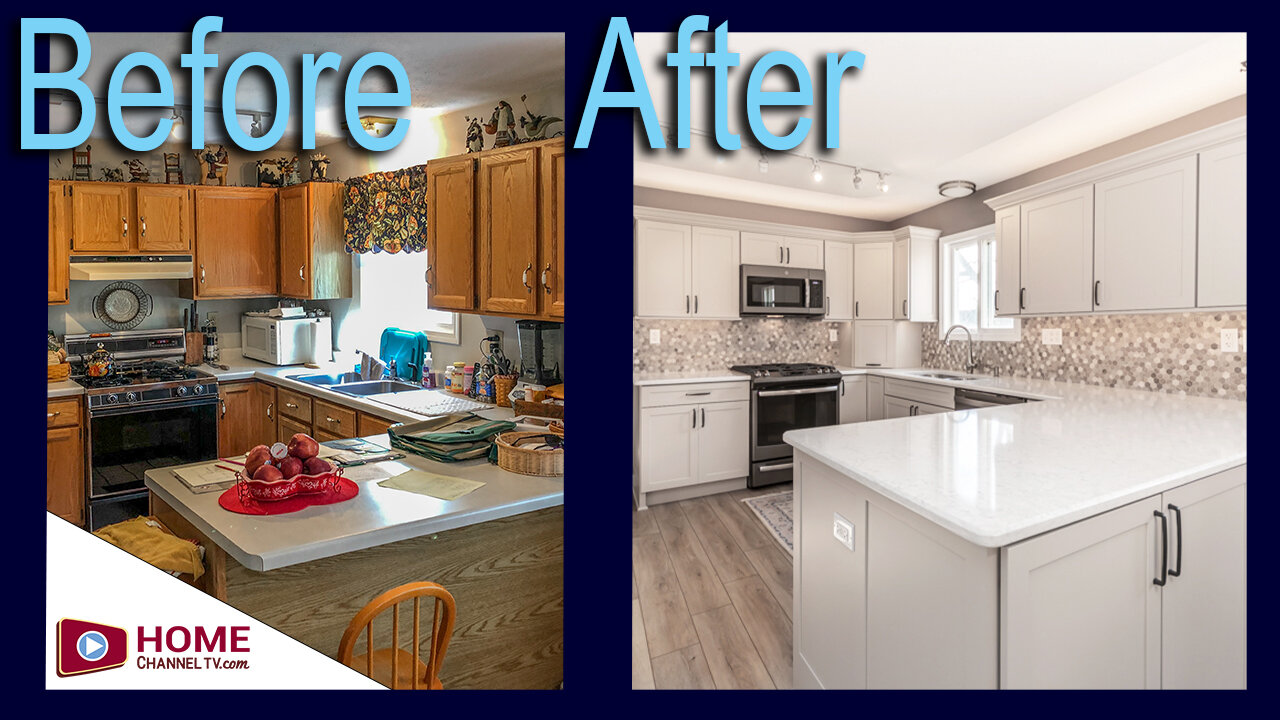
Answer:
[68,182,130,253]
[278,183,350,300]
[185,187,279,299]
[314,398,357,439]
[425,156,476,311]
[479,146,540,315]
[49,182,69,304]
[67,182,192,255]
[218,380,277,458]
[539,141,566,318]
[356,412,396,437]
[135,185,193,252]
[277,414,312,445]
[47,397,84,526]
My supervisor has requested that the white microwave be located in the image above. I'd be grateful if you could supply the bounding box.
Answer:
[241,315,333,366]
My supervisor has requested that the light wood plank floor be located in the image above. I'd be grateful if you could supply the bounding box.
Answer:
[633,484,793,690]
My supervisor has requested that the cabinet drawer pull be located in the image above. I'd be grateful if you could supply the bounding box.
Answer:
[522,263,533,292]
[684,391,711,396]
[779,246,784,263]
[122,217,128,236]
[1153,510,1169,587]
[326,416,341,424]
[1167,504,1183,578]
[140,216,147,237]
[542,264,551,294]
[1093,280,1101,307]
[47,411,60,418]
[285,402,299,409]
[786,247,791,264]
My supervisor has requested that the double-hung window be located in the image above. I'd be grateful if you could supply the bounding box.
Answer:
[938,225,1020,341]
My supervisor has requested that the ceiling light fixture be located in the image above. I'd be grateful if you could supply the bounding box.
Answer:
[758,151,769,174]
[852,167,862,190]
[938,180,976,198]
[169,107,183,138]
[250,114,263,138]
[811,158,823,183]
[877,172,889,193]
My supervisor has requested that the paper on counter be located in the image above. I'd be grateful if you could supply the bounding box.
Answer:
[340,464,397,482]
[377,469,485,501]
[172,462,240,493]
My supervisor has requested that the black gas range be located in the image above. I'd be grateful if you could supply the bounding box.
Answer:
[65,329,221,530]
[730,363,842,488]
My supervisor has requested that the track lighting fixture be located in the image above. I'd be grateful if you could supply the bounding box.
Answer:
[852,167,862,189]
[758,151,769,173]
[877,172,889,193]
[811,158,823,183]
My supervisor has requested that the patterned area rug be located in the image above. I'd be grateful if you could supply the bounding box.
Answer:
[741,491,793,556]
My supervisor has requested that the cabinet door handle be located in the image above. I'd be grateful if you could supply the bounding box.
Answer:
[1019,287,1026,310]
[701,408,706,427]
[691,408,696,429]
[425,265,433,289]
[779,246,784,263]
[140,216,146,237]
[1153,510,1169,587]
[840,382,845,396]
[694,295,698,314]
[1093,280,1101,307]
[266,402,274,421]
[902,299,908,317]
[786,247,791,264]
[122,217,128,237]
[855,301,859,317]
[220,399,226,418]
[200,264,206,284]
[994,289,999,313]
[522,263,533,292]
[686,295,690,314]
[542,264,552,294]
[299,265,305,280]
[1167,504,1183,578]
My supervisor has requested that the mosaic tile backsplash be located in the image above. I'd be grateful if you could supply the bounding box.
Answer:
[922,311,1246,401]
[633,318,840,373]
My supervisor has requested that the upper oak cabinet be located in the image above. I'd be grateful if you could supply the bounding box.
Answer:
[49,182,69,305]
[134,185,193,252]
[183,187,279,299]
[278,183,350,300]
[426,137,565,321]
[68,183,130,253]
[68,182,192,254]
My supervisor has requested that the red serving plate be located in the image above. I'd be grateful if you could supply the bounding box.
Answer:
[235,467,344,503]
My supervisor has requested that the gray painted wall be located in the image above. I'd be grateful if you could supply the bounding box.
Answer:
[890,95,1247,235]
[633,187,891,233]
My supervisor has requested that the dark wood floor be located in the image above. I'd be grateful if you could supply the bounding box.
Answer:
[632,484,793,689]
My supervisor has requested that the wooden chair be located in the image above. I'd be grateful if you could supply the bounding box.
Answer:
[338,582,456,689]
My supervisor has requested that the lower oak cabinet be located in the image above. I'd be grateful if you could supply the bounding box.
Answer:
[838,376,866,424]
[794,456,1245,689]
[636,381,749,508]
[47,397,85,526]
[218,381,277,457]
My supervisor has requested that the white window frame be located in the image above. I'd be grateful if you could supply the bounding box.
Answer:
[938,224,1021,342]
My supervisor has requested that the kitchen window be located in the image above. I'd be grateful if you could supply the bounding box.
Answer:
[938,225,1020,341]
[355,251,460,345]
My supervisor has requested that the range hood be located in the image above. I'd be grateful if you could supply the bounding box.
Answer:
[70,255,193,281]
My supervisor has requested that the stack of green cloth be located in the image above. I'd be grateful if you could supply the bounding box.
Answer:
[388,413,515,463]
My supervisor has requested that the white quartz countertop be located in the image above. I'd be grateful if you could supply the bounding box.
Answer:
[144,434,563,572]
[633,370,749,386]
[785,371,1245,548]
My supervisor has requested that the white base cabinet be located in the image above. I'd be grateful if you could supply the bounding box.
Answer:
[865,376,884,421]
[636,381,750,508]
[838,375,866,424]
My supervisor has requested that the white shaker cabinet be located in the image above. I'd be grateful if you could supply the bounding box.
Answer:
[1093,155,1197,312]
[865,376,884,421]
[892,228,938,322]
[635,220,739,319]
[838,375,866,424]
[1019,186,1094,314]
[853,242,893,319]
[825,240,854,321]
[741,232,824,269]
[852,320,922,369]
[636,381,750,508]
[994,206,1021,317]
[785,236,825,269]
[1197,139,1247,308]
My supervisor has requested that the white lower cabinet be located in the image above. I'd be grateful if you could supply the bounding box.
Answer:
[838,375,866,424]
[865,376,884,421]
[636,382,749,505]
[883,395,950,419]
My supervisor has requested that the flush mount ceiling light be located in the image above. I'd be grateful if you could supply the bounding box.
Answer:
[811,158,823,183]
[938,180,976,198]
[877,172,890,193]
[758,151,769,173]
[852,167,862,190]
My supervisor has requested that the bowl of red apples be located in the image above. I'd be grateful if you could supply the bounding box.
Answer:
[236,433,341,502]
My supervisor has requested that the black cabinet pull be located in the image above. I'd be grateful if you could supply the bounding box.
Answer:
[694,295,699,314]
[902,299,907,317]
[701,408,706,427]
[1094,280,1101,307]
[1153,510,1169,587]
[855,301,859,317]
[1168,504,1183,578]
[692,409,696,428]
[994,289,999,313]
[1019,287,1027,310]
[686,295,690,313]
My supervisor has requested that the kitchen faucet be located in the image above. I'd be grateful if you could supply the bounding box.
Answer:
[942,325,980,374]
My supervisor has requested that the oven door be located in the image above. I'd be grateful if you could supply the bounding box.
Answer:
[88,397,220,500]
[750,381,840,461]
[741,266,812,315]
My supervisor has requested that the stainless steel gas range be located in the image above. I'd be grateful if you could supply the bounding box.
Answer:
[65,328,220,530]
[729,363,842,488]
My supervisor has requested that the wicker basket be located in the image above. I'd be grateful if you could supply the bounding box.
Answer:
[495,430,564,476]
[512,398,564,420]
[47,362,70,382]
[494,374,519,407]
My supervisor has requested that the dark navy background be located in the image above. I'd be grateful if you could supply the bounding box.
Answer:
[8,3,1273,708]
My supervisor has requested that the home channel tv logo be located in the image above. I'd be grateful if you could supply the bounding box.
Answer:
[57,619,129,677]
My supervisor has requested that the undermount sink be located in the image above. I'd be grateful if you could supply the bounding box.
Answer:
[909,371,979,381]
[288,372,363,386]
[333,380,423,397]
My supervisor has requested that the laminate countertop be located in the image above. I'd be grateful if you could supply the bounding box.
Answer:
[144,433,563,572]
[784,371,1246,548]
[46,380,84,398]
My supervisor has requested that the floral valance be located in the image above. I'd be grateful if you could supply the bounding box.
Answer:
[343,165,428,254]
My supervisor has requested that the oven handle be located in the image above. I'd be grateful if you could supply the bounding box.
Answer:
[756,386,840,397]
[758,462,794,472]
[89,395,220,418]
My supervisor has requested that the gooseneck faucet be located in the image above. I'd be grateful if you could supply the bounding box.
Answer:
[942,325,979,374]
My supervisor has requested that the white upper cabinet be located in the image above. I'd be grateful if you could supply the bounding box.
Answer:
[1019,186,1094,314]
[740,232,824,269]
[690,227,740,319]
[892,228,938,322]
[635,220,738,319]
[825,240,854,321]
[853,242,894,320]
[1197,139,1247,308]
[994,206,1021,317]
[1094,155,1198,312]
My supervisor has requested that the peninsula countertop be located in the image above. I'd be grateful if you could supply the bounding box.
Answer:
[784,373,1246,548]
[144,434,564,572]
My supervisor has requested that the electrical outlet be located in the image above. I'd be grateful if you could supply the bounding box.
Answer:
[833,513,855,551]
[649,328,661,345]
[1041,328,1062,345]
[829,328,839,342]
[1220,328,1238,353]
[484,329,504,347]
[1241,329,1246,353]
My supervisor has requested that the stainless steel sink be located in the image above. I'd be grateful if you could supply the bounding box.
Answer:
[288,372,363,386]
[910,371,978,381]
[333,380,422,397]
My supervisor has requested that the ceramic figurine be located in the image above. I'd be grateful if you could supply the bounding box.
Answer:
[256,157,282,187]
[163,152,183,184]
[280,156,300,185]
[310,153,330,182]
[72,144,92,181]
[196,144,230,185]
[124,159,151,182]
[517,94,563,141]
[100,167,124,182]
[484,100,518,147]
[465,116,485,153]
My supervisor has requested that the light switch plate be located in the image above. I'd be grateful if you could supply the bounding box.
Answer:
[829,328,839,342]
[1220,328,1238,353]
[649,329,661,345]
[1041,328,1063,345]
[833,512,855,551]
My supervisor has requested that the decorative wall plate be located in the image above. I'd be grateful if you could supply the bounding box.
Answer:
[92,281,152,330]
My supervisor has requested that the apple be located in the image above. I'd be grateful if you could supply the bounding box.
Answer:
[303,457,332,476]
[245,445,272,478]
[287,433,320,460]
[253,464,284,483]
[279,456,304,479]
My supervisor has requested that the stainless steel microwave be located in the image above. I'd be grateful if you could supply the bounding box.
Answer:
[740,264,826,317]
